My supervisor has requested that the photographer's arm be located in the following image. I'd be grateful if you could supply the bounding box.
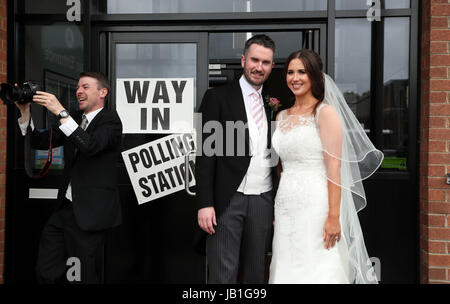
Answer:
[16,101,31,125]
[15,92,66,149]
[33,91,69,125]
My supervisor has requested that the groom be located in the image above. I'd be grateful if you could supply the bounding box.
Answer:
[195,35,277,283]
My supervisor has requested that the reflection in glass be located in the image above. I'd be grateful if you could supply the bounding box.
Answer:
[24,23,84,169]
[382,18,410,170]
[25,24,84,130]
[385,0,410,9]
[116,43,196,78]
[336,0,410,10]
[336,0,369,10]
[209,31,316,61]
[101,0,326,14]
[26,25,84,84]
[335,19,371,134]
[25,0,72,13]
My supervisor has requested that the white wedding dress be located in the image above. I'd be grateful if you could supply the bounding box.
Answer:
[269,106,350,284]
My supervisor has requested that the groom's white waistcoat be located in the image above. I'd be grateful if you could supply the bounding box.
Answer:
[237,76,272,195]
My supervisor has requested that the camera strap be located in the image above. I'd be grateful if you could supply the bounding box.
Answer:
[24,116,53,179]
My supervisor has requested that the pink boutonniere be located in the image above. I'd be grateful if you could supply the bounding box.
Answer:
[268,97,281,111]
[264,96,282,119]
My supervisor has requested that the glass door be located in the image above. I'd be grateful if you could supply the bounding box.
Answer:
[105,32,207,283]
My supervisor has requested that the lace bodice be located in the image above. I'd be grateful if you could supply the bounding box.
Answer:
[272,110,325,173]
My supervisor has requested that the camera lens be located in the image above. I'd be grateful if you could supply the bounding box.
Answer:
[0,81,41,105]
[0,83,21,104]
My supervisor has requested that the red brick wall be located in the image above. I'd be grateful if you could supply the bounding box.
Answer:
[420,0,450,284]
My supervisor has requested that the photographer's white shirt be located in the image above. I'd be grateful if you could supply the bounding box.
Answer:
[18,107,103,202]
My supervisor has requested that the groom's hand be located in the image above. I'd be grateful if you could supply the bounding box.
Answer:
[198,207,217,235]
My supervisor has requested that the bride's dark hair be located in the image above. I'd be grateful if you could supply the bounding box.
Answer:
[284,49,325,116]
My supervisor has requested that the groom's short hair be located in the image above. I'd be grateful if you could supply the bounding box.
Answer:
[243,34,276,56]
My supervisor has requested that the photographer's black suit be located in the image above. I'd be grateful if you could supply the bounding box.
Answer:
[30,108,122,283]
[195,80,278,283]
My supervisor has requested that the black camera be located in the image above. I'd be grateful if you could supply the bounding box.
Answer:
[0,81,41,105]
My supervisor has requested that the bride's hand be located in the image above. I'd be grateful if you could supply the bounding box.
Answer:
[323,216,341,250]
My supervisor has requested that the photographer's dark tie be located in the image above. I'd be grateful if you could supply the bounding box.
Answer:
[74,114,88,157]
[80,114,88,130]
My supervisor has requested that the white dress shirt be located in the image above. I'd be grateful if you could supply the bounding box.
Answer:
[237,76,272,195]
[19,107,104,201]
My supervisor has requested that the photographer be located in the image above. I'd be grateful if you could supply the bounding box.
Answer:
[14,72,123,284]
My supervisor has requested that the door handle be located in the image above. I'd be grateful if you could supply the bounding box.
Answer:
[184,150,196,196]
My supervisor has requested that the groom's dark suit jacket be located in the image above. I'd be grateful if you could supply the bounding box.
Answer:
[30,108,123,231]
[194,80,278,253]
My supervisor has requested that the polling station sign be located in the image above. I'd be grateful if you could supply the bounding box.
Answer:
[116,78,194,134]
[122,133,196,204]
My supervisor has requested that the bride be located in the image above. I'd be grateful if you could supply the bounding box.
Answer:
[268,50,383,284]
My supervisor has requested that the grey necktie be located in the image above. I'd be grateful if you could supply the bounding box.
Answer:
[74,115,88,156]
[80,114,88,130]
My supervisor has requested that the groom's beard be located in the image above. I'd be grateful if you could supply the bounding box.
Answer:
[243,68,269,88]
